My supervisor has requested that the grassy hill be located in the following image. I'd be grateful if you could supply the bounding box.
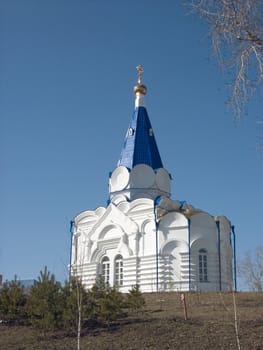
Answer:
[0,292,262,350]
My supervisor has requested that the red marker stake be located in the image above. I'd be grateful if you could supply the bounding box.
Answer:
[180,293,188,321]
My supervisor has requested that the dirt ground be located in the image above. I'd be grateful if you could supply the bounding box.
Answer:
[1,292,263,350]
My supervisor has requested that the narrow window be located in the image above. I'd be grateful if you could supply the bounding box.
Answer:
[101,256,110,285]
[199,249,208,282]
[114,255,123,286]
[74,236,78,264]
[128,128,134,136]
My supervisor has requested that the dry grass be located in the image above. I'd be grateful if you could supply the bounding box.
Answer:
[0,292,263,350]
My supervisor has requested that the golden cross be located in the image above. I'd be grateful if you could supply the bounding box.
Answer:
[136,64,144,84]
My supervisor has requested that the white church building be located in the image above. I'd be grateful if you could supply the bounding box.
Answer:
[70,66,236,292]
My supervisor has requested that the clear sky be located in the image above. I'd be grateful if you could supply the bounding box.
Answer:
[1,1,262,288]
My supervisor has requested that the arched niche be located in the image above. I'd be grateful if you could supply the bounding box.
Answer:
[98,224,123,241]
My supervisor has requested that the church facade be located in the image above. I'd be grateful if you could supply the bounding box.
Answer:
[70,67,235,292]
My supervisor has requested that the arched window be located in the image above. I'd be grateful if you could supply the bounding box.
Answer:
[114,255,123,286]
[199,249,208,282]
[101,256,110,285]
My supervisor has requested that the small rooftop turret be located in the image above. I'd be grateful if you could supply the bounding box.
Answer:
[109,65,171,201]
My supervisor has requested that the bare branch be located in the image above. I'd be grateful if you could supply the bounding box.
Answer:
[189,0,263,119]
[239,246,263,291]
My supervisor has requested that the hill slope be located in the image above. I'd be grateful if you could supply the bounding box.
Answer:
[0,292,263,350]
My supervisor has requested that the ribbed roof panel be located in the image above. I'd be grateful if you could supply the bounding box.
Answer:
[117,106,163,170]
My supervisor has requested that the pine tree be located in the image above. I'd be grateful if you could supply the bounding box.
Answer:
[85,276,108,321]
[97,286,124,327]
[62,277,89,334]
[125,285,145,313]
[0,277,27,324]
[26,267,63,333]
[87,277,125,327]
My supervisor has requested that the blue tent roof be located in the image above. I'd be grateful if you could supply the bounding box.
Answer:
[117,106,163,170]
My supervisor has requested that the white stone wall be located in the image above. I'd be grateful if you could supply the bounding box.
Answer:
[70,196,233,293]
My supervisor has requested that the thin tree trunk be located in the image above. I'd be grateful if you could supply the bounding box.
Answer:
[232,290,241,350]
[77,305,81,350]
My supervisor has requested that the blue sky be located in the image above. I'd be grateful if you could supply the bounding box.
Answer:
[1,1,262,288]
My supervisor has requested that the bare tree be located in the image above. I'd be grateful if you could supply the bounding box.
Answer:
[190,0,263,118]
[70,223,88,350]
[239,246,263,291]
[70,274,87,350]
